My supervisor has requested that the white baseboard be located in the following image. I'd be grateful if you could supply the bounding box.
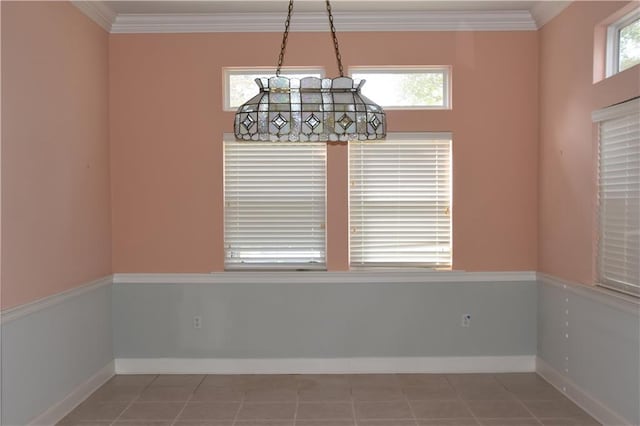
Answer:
[536,356,631,426]
[28,361,115,426]
[115,355,535,375]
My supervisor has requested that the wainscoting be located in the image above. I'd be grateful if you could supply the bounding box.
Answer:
[537,274,640,425]
[0,278,114,426]
[2,271,638,426]
[111,272,538,367]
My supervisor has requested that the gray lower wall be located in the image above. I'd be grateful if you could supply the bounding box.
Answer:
[113,279,537,358]
[1,283,113,426]
[538,279,640,425]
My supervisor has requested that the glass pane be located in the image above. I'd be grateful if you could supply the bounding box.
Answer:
[228,70,322,109]
[351,71,446,108]
[619,18,640,72]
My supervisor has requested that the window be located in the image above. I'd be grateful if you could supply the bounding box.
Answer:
[349,67,450,109]
[349,133,452,267]
[593,98,640,297]
[224,67,324,110]
[606,9,640,77]
[224,137,326,269]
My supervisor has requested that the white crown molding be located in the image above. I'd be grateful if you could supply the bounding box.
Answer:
[71,1,116,32]
[0,276,112,324]
[529,1,571,29]
[115,356,536,374]
[28,361,115,426]
[112,270,537,285]
[537,273,640,316]
[110,10,537,34]
[536,357,631,426]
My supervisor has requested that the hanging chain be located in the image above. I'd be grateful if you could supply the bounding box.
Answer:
[325,0,344,77]
[275,0,345,77]
[276,0,294,76]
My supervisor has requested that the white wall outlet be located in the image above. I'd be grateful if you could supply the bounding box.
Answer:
[462,314,471,327]
[193,316,202,329]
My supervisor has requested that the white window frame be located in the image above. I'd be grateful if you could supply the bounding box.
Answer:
[349,132,453,269]
[606,8,640,77]
[348,66,451,110]
[223,134,327,270]
[223,67,325,111]
[592,98,640,298]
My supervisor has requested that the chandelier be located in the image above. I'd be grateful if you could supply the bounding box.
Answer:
[234,0,386,142]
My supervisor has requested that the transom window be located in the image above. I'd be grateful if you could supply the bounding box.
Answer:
[606,9,640,77]
[224,67,324,111]
[349,67,451,109]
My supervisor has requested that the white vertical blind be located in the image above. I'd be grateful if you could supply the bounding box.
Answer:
[349,133,452,267]
[224,138,326,268]
[594,98,640,297]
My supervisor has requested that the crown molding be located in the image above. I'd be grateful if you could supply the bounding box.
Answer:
[71,1,116,32]
[530,1,571,28]
[72,1,573,34]
[110,10,537,34]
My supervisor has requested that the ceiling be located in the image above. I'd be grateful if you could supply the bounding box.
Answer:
[73,0,572,33]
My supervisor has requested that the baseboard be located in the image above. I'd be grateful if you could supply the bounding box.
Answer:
[536,356,631,426]
[28,361,115,426]
[115,355,536,374]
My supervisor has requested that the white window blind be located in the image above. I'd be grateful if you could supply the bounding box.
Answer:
[224,138,326,269]
[594,98,640,297]
[349,133,452,267]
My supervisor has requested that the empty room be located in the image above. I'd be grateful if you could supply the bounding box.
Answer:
[1,0,639,425]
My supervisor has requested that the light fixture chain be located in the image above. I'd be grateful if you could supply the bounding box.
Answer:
[276,0,294,76]
[325,0,344,77]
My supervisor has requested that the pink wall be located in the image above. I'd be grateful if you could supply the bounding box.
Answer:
[538,1,640,285]
[1,1,112,309]
[109,31,539,272]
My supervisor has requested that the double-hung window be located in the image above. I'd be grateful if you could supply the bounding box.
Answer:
[224,137,326,269]
[349,133,452,268]
[593,98,640,297]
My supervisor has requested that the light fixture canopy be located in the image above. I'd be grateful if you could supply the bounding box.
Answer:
[234,0,386,142]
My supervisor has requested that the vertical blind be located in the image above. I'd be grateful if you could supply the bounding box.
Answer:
[224,139,326,268]
[594,98,640,297]
[349,134,452,267]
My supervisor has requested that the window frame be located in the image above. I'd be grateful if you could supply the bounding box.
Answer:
[223,67,325,112]
[223,134,328,271]
[606,8,640,77]
[348,66,452,110]
[592,98,640,298]
[348,132,453,269]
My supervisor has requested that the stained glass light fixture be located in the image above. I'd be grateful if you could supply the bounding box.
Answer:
[234,0,386,142]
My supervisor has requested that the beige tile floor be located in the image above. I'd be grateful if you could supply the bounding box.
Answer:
[57,373,601,426]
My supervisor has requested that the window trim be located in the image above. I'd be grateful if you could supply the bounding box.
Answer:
[348,66,452,110]
[605,8,640,77]
[223,67,325,112]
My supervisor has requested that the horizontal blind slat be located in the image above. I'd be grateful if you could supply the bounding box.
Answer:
[225,140,326,267]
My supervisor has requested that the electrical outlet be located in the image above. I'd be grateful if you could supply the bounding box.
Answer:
[193,316,202,329]
[461,314,471,327]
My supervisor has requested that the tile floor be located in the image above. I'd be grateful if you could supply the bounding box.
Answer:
[58,373,600,426]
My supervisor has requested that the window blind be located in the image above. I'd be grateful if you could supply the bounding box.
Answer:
[594,98,640,297]
[349,133,452,267]
[224,139,326,268]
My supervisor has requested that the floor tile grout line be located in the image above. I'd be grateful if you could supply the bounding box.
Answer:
[230,391,245,426]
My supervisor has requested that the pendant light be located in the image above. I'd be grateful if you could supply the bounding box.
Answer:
[234,0,386,142]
